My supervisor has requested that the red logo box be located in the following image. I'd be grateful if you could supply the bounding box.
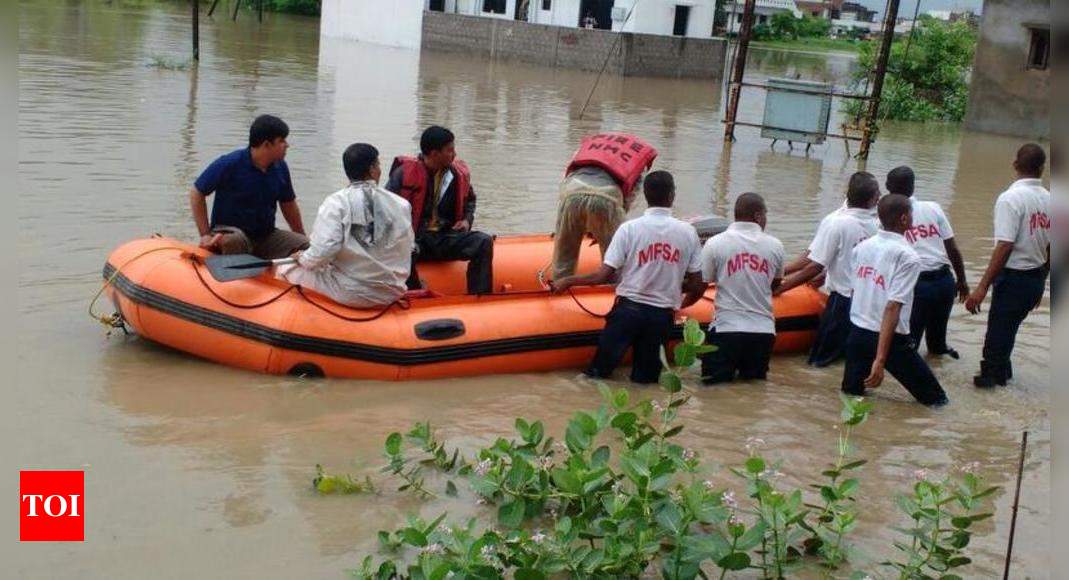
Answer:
[19,471,84,542]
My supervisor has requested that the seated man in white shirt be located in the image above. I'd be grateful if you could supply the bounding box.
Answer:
[842,194,948,406]
[699,193,785,384]
[776,172,880,367]
[551,171,706,383]
[277,143,414,308]
[965,143,1051,387]
[885,166,969,358]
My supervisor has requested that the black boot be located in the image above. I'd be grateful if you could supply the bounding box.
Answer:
[973,360,1008,388]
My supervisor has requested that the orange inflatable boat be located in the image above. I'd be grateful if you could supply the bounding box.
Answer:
[102,235,826,381]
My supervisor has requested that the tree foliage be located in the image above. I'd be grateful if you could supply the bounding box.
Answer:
[846,19,977,122]
[754,14,831,41]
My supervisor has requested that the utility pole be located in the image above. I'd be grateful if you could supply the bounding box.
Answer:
[858,0,901,160]
[192,0,200,61]
[723,0,756,143]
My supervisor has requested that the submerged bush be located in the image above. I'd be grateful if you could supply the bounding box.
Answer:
[317,320,998,579]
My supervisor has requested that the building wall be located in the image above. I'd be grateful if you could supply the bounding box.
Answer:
[964,0,1049,139]
[422,11,726,77]
[528,0,583,26]
[320,0,424,49]
[624,1,717,38]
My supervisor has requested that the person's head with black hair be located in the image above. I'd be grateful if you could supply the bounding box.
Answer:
[419,125,457,172]
[643,170,675,208]
[1014,143,1047,179]
[734,192,768,229]
[878,193,913,234]
[248,115,290,164]
[343,143,381,184]
[847,171,881,209]
[885,166,915,197]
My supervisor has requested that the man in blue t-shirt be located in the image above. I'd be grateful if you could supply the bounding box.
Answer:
[189,115,308,259]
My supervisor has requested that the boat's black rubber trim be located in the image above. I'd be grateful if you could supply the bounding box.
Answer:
[103,263,820,366]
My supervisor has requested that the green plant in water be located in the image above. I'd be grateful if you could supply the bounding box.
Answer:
[313,464,374,495]
[147,55,191,71]
[316,319,997,579]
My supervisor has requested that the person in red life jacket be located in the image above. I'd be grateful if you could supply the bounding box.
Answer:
[550,171,706,383]
[842,194,948,406]
[551,133,659,280]
[698,193,785,384]
[385,126,493,295]
[885,166,969,359]
[965,143,1051,388]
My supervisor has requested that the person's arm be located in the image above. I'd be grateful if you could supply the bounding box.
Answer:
[774,259,824,296]
[550,264,617,293]
[280,200,306,235]
[965,241,1014,313]
[297,195,345,269]
[681,272,707,308]
[943,237,969,302]
[189,187,221,249]
[784,250,811,275]
[864,301,902,389]
[454,183,476,232]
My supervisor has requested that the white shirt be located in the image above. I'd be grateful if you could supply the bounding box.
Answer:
[849,231,922,335]
[700,222,785,334]
[835,199,879,229]
[904,197,954,271]
[993,178,1051,270]
[278,181,414,307]
[604,207,703,309]
[808,207,879,297]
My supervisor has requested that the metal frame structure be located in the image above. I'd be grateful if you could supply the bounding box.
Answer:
[721,0,902,159]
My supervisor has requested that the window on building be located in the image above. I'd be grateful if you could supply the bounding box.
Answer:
[1026,26,1049,70]
[673,5,691,36]
[542,0,552,10]
[429,0,445,11]
[483,0,507,14]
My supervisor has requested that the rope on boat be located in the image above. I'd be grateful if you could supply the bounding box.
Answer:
[89,245,186,337]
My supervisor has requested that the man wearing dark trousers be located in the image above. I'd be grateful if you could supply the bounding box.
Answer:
[190,115,309,259]
[966,144,1050,387]
[387,126,494,295]
[776,172,880,366]
[698,193,785,384]
[884,166,969,358]
[842,194,948,406]
[550,171,706,383]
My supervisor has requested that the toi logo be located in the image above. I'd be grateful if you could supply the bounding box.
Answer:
[19,471,84,541]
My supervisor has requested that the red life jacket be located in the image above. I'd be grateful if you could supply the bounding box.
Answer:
[389,156,472,232]
[565,133,658,200]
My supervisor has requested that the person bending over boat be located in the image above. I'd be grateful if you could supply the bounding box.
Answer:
[551,133,658,280]
[386,126,493,295]
[190,115,309,259]
[842,194,948,406]
[698,193,785,385]
[550,171,706,384]
[276,144,414,308]
[775,172,880,367]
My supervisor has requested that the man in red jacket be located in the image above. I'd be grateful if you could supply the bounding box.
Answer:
[386,126,493,295]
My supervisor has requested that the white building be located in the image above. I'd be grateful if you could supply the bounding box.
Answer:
[428,0,718,38]
[721,0,803,33]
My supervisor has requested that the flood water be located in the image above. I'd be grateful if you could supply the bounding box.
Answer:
[13,1,1050,577]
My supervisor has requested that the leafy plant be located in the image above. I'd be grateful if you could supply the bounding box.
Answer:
[315,319,998,579]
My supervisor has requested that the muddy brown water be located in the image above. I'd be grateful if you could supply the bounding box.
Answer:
[13,1,1049,577]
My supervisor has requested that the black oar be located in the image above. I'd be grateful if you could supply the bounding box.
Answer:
[204,254,296,282]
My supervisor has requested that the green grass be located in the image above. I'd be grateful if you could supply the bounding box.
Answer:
[751,38,870,54]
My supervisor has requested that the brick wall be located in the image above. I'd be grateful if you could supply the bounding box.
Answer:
[421,11,726,79]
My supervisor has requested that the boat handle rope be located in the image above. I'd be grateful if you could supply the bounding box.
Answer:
[295,286,409,323]
[89,244,187,336]
[189,255,298,308]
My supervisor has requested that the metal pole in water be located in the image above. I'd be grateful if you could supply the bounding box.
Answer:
[723,0,756,143]
[858,0,900,159]
[1003,430,1029,580]
[192,0,200,61]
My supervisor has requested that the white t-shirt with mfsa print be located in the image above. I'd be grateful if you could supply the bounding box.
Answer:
[808,207,879,297]
[904,197,954,272]
[700,221,785,334]
[849,231,922,335]
[603,207,703,309]
[993,178,1051,270]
